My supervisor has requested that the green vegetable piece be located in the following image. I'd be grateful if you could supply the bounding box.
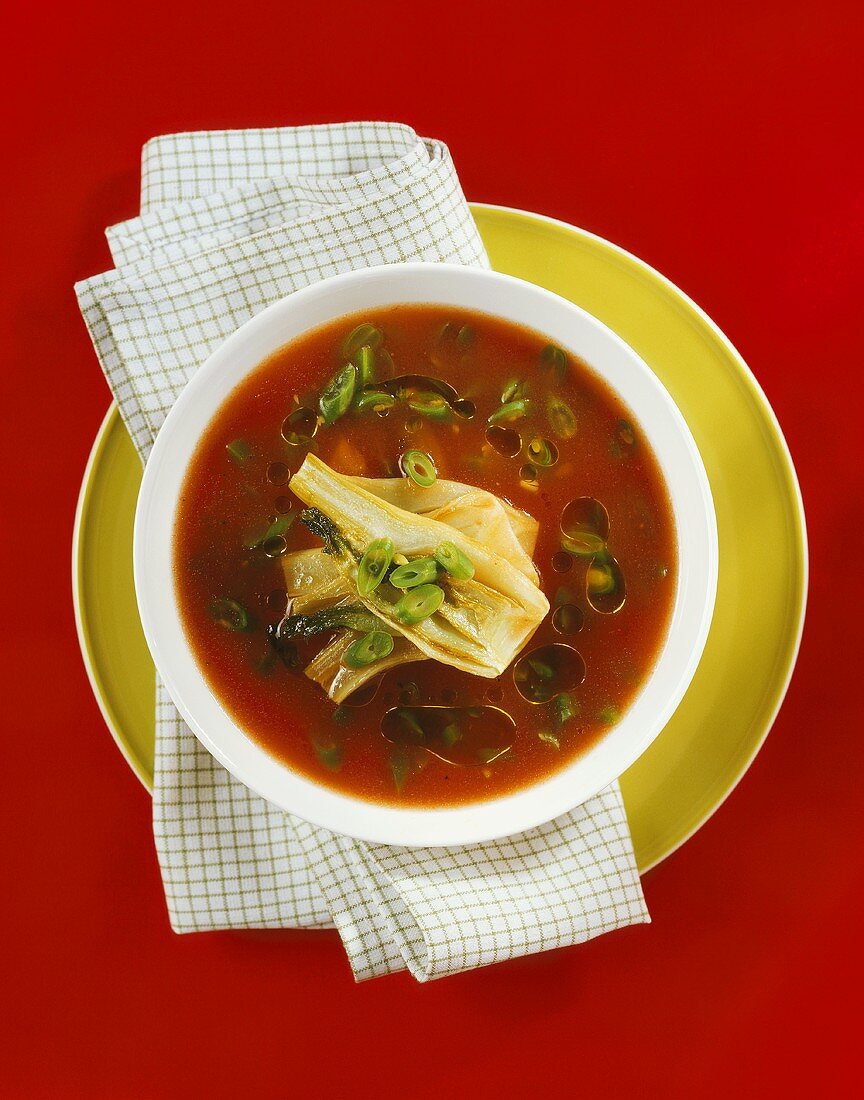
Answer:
[357,538,394,596]
[501,378,527,404]
[597,705,620,724]
[319,363,357,424]
[554,693,580,727]
[540,343,568,380]
[525,437,559,467]
[394,583,445,625]
[435,541,475,580]
[488,399,531,424]
[547,396,577,440]
[342,323,383,358]
[313,737,343,770]
[354,345,376,388]
[299,507,357,560]
[407,392,452,421]
[456,324,474,348]
[244,513,294,550]
[561,531,607,558]
[342,630,394,670]
[355,390,396,414]
[226,439,251,465]
[441,722,462,746]
[390,557,440,589]
[401,449,437,488]
[390,748,412,793]
[528,658,555,682]
[277,604,381,639]
[209,597,249,632]
[538,731,561,749]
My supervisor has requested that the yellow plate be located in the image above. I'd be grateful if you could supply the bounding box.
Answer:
[72,205,807,870]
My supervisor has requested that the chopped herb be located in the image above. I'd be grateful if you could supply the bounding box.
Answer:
[276,604,382,639]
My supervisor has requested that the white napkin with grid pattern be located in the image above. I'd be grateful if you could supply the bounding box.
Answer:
[76,123,649,981]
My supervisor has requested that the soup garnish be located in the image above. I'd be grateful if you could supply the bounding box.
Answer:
[174,305,676,806]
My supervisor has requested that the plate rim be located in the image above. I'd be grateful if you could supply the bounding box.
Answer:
[71,203,808,870]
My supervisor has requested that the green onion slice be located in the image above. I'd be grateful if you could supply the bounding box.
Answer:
[394,583,445,625]
[435,541,475,580]
[354,345,376,388]
[319,363,357,425]
[342,630,394,670]
[401,449,437,487]
[342,323,383,358]
[226,439,251,465]
[357,538,394,596]
[209,597,249,632]
[488,399,531,424]
[390,557,440,590]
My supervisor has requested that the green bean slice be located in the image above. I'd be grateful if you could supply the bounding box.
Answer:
[390,557,440,589]
[319,363,356,424]
[488,399,531,424]
[407,392,452,421]
[209,597,249,632]
[355,390,396,414]
[394,583,445,625]
[342,323,383,358]
[401,449,437,487]
[435,541,475,580]
[357,537,394,596]
[226,439,251,465]
[354,345,376,388]
[547,396,577,440]
[342,630,394,670]
[525,437,559,467]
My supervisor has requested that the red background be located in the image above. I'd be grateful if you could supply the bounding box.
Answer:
[2,2,861,1096]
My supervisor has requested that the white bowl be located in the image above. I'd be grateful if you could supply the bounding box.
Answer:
[135,263,717,847]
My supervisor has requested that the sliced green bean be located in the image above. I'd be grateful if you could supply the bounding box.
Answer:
[488,399,531,424]
[354,345,376,388]
[401,449,437,487]
[342,630,394,670]
[547,396,577,440]
[342,323,382,358]
[209,597,249,632]
[407,392,452,421]
[435,541,475,580]
[394,583,445,625]
[390,557,440,590]
[226,439,251,465]
[319,363,356,424]
[357,537,394,596]
[355,390,396,414]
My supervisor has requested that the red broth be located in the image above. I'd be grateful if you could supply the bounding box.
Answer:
[174,305,677,806]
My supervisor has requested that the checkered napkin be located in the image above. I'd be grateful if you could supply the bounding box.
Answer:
[75,123,649,981]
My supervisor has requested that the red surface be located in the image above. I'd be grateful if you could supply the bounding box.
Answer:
[1,2,860,1096]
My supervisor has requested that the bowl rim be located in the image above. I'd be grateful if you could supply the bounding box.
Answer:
[134,261,718,846]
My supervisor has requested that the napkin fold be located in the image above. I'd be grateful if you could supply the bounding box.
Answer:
[76,122,649,981]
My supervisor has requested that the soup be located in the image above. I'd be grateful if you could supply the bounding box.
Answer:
[174,305,676,806]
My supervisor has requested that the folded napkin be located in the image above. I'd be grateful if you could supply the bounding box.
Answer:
[76,123,649,981]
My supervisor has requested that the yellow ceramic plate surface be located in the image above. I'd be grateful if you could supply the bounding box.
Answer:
[72,205,807,871]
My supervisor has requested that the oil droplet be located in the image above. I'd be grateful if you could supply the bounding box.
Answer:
[266,589,286,611]
[485,424,521,457]
[274,496,292,514]
[551,551,573,573]
[267,461,291,485]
